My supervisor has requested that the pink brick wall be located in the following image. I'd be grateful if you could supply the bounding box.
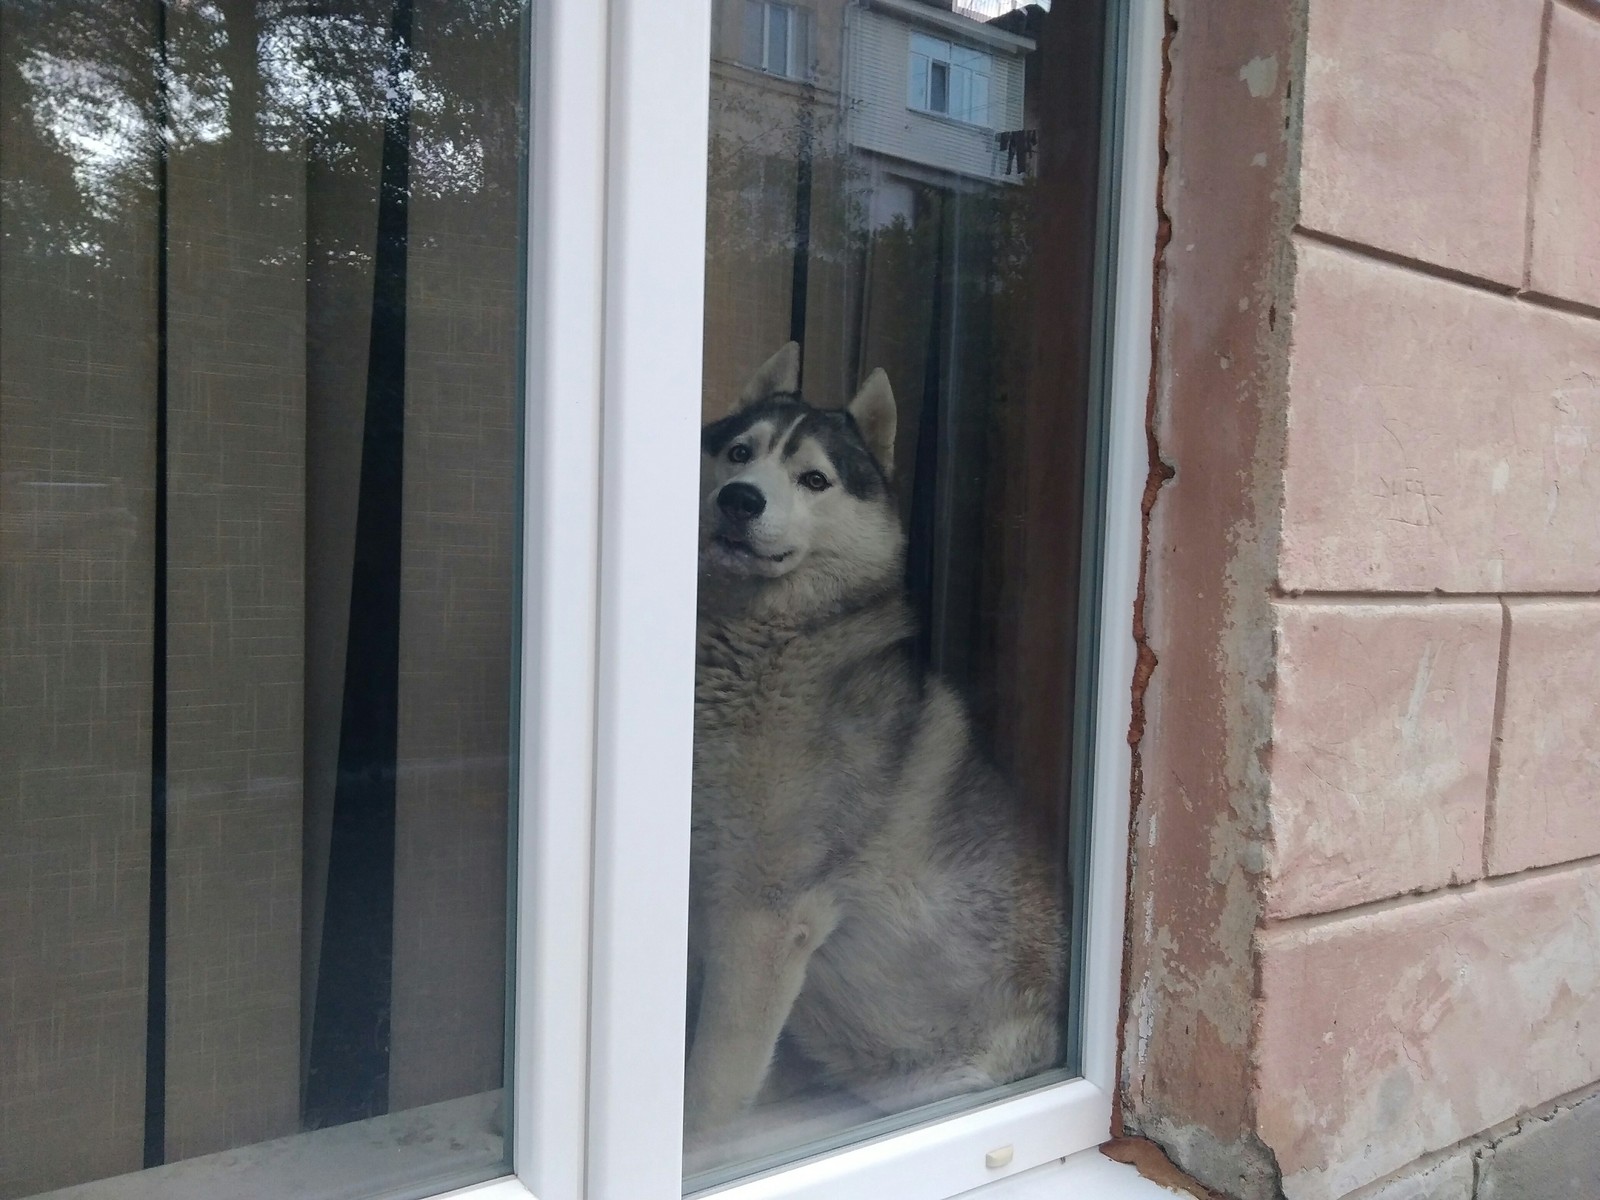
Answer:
[1264,603,1501,919]
[1255,2,1600,1197]
[1127,2,1600,1198]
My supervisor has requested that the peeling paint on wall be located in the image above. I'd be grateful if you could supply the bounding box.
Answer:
[1119,0,1307,1196]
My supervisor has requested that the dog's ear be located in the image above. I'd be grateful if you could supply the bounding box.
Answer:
[735,342,801,409]
[846,368,896,477]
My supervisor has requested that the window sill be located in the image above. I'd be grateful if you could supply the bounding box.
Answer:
[718,60,820,92]
[442,1144,1189,1200]
[905,105,993,133]
[35,1092,504,1200]
[952,1149,1192,1200]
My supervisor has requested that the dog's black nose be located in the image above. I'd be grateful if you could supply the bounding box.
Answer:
[718,482,766,521]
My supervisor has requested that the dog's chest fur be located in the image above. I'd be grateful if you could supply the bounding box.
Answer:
[691,599,911,901]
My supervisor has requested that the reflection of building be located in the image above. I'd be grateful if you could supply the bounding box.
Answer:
[704,0,847,411]
[702,0,1038,413]
[844,0,1034,227]
[704,0,1071,815]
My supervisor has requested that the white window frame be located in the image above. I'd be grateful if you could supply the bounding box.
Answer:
[440,0,1162,1197]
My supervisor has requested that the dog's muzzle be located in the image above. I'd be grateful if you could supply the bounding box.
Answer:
[717,482,766,522]
[708,482,791,567]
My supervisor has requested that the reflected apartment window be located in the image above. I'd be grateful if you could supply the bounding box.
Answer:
[742,0,812,80]
[908,32,992,126]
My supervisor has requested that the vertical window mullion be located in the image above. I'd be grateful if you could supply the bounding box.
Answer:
[513,0,610,1195]
[583,0,712,1195]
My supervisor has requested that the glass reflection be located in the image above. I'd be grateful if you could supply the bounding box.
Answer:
[690,0,1108,1184]
[1,3,527,1197]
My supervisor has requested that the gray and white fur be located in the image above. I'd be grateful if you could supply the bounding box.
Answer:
[686,342,1063,1141]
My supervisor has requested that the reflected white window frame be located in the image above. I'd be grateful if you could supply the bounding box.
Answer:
[440,0,1162,1198]
[907,32,990,124]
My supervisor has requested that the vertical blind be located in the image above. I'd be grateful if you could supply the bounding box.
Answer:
[0,3,525,1193]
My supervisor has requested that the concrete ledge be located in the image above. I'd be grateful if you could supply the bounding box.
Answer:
[1476,1089,1600,1200]
[1345,1148,1472,1200]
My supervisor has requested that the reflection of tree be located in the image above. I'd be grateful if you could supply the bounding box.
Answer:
[2,3,159,262]
[1,0,526,268]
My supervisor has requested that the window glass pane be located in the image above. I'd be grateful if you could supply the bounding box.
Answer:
[909,31,947,63]
[951,44,988,72]
[0,2,529,1197]
[947,62,968,121]
[907,51,930,110]
[694,0,1114,1186]
[969,69,991,129]
[742,0,766,69]
[929,59,949,112]
[793,9,811,81]
[767,4,790,77]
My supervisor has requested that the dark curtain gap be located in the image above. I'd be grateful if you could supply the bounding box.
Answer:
[905,190,948,669]
[788,98,814,367]
[304,0,414,1129]
[143,0,171,1170]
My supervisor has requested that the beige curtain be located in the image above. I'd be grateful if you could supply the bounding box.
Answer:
[1,3,521,1192]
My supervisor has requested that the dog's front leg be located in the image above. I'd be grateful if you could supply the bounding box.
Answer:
[683,892,839,1139]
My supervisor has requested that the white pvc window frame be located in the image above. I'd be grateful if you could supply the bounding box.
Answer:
[438,0,1162,1198]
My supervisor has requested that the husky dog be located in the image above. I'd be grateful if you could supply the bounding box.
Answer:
[686,343,1063,1140]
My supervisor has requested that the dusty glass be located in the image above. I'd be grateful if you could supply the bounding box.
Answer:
[0,3,528,1197]
[686,0,1116,1185]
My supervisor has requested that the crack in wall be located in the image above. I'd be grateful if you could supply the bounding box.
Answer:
[1469,1082,1600,1197]
[1114,0,1177,1141]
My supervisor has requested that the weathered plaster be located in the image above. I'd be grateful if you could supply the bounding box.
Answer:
[1123,4,1600,1198]
[1258,865,1600,1198]
[1263,603,1502,917]
[1104,1136,1230,1199]
[1120,1,1307,1197]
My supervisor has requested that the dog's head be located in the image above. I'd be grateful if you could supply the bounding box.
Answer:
[699,343,901,609]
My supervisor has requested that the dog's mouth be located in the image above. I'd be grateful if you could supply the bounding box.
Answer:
[713,534,791,564]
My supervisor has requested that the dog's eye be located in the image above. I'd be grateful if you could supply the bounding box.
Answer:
[728,443,752,464]
[799,470,831,492]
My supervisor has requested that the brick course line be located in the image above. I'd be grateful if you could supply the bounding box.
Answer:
[1293,227,1600,322]
[1523,2,1555,290]
[1554,0,1600,24]
[1258,849,1600,932]
[1273,591,1600,606]
[1516,286,1600,321]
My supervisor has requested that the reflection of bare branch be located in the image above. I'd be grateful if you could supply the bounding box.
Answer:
[3,0,526,265]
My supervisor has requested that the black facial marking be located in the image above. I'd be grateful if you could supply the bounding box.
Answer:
[700,394,806,457]
[702,392,888,500]
[780,409,888,500]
